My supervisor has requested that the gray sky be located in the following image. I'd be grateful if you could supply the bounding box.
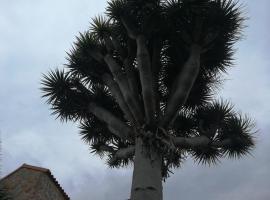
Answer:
[0,0,269,200]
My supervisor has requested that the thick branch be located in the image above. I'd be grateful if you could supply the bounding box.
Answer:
[110,36,140,97]
[87,45,143,125]
[121,17,138,40]
[120,17,157,124]
[88,102,133,140]
[104,54,144,124]
[136,35,156,125]
[192,16,204,43]
[114,146,135,159]
[96,145,135,159]
[123,57,139,96]
[98,145,115,153]
[151,39,162,120]
[173,136,232,149]
[104,34,114,53]
[161,44,201,127]
[102,73,136,125]
[211,139,233,148]
[109,36,142,119]
[124,39,140,97]
[111,36,126,60]
[173,136,210,148]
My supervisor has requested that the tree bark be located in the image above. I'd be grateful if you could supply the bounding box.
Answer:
[130,137,163,200]
[104,54,144,124]
[115,146,135,159]
[124,39,140,98]
[151,38,162,120]
[88,102,133,140]
[136,35,156,125]
[102,73,136,125]
[161,44,201,127]
[173,136,233,149]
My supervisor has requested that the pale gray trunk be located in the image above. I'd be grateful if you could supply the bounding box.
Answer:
[131,137,163,200]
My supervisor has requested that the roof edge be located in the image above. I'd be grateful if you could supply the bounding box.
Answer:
[0,164,70,200]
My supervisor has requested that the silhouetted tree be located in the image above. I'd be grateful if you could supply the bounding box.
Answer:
[41,1,255,199]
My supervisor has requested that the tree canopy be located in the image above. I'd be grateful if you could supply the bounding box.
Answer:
[41,0,255,179]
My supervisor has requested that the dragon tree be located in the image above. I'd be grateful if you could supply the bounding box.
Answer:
[41,0,255,199]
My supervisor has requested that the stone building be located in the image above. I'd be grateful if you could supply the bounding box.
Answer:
[0,164,70,200]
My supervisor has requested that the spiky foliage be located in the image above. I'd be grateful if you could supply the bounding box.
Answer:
[41,0,254,180]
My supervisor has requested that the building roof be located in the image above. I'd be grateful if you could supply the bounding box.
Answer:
[0,164,70,200]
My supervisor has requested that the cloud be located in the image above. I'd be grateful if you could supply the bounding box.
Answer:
[1,0,269,200]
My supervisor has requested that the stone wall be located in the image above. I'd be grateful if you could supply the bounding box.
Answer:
[0,168,39,200]
[34,171,67,200]
[0,167,68,200]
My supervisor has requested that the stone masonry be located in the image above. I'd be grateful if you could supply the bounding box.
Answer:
[0,164,70,200]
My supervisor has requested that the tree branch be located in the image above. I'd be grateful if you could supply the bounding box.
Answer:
[173,136,232,149]
[85,43,143,125]
[120,16,157,125]
[136,35,156,125]
[109,36,142,121]
[102,73,136,125]
[88,102,134,140]
[124,39,140,97]
[114,146,135,159]
[104,34,114,54]
[104,54,144,124]
[121,17,138,40]
[161,44,201,127]
[151,38,162,120]
[111,36,127,60]
[98,145,115,153]
[110,36,140,98]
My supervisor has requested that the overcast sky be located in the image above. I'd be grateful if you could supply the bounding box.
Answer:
[0,0,269,200]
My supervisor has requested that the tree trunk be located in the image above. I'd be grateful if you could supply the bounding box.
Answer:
[130,137,163,200]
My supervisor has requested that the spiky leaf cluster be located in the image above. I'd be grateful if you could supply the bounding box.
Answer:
[172,101,255,164]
